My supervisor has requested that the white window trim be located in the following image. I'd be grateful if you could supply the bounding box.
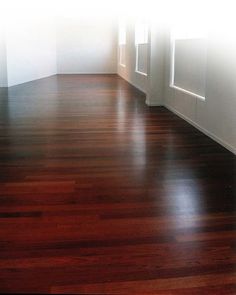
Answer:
[119,44,126,67]
[118,20,126,67]
[135,43,148,76]
[169,36,206,101]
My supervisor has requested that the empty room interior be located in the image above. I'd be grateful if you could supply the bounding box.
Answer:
[0,0,236,294]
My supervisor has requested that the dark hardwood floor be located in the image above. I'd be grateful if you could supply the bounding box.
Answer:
[0,74,235,294]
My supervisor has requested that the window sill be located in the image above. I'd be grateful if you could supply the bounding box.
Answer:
[170,84,205,101]
[135,70,147,77]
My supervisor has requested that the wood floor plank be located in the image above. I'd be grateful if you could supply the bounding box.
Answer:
[50,273,236,294]
[0,74,235,293]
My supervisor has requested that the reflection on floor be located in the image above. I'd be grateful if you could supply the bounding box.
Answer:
[0,74,235,294]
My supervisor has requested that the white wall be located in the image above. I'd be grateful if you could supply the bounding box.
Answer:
[0,23,8,87]
[5,16,57,87]
[117,22,148,93]
[1,16,117,87]
[163,29,236,154]
[146,23,166,105]
[57,17,117,74]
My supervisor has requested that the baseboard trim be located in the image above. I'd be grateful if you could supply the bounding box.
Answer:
[165,105,236,155]
[57,72,117,75]
[5,73,119,87]
[7,73,58,88]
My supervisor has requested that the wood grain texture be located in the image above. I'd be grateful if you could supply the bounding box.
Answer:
[0,74,235,294]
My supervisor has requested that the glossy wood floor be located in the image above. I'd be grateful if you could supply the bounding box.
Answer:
[0,74,235,294]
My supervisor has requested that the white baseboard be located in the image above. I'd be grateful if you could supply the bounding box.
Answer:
[57,72,117,75]
[165,105,236,155]
[8,73,57,87]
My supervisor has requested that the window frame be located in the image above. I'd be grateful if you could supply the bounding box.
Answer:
[169,30,207,101]
[119,21,126,67]
[135,23,149,76]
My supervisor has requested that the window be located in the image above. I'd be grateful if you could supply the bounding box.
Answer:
[135,22,148,75]
[170,26,207,100]
[119,21,126,67]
